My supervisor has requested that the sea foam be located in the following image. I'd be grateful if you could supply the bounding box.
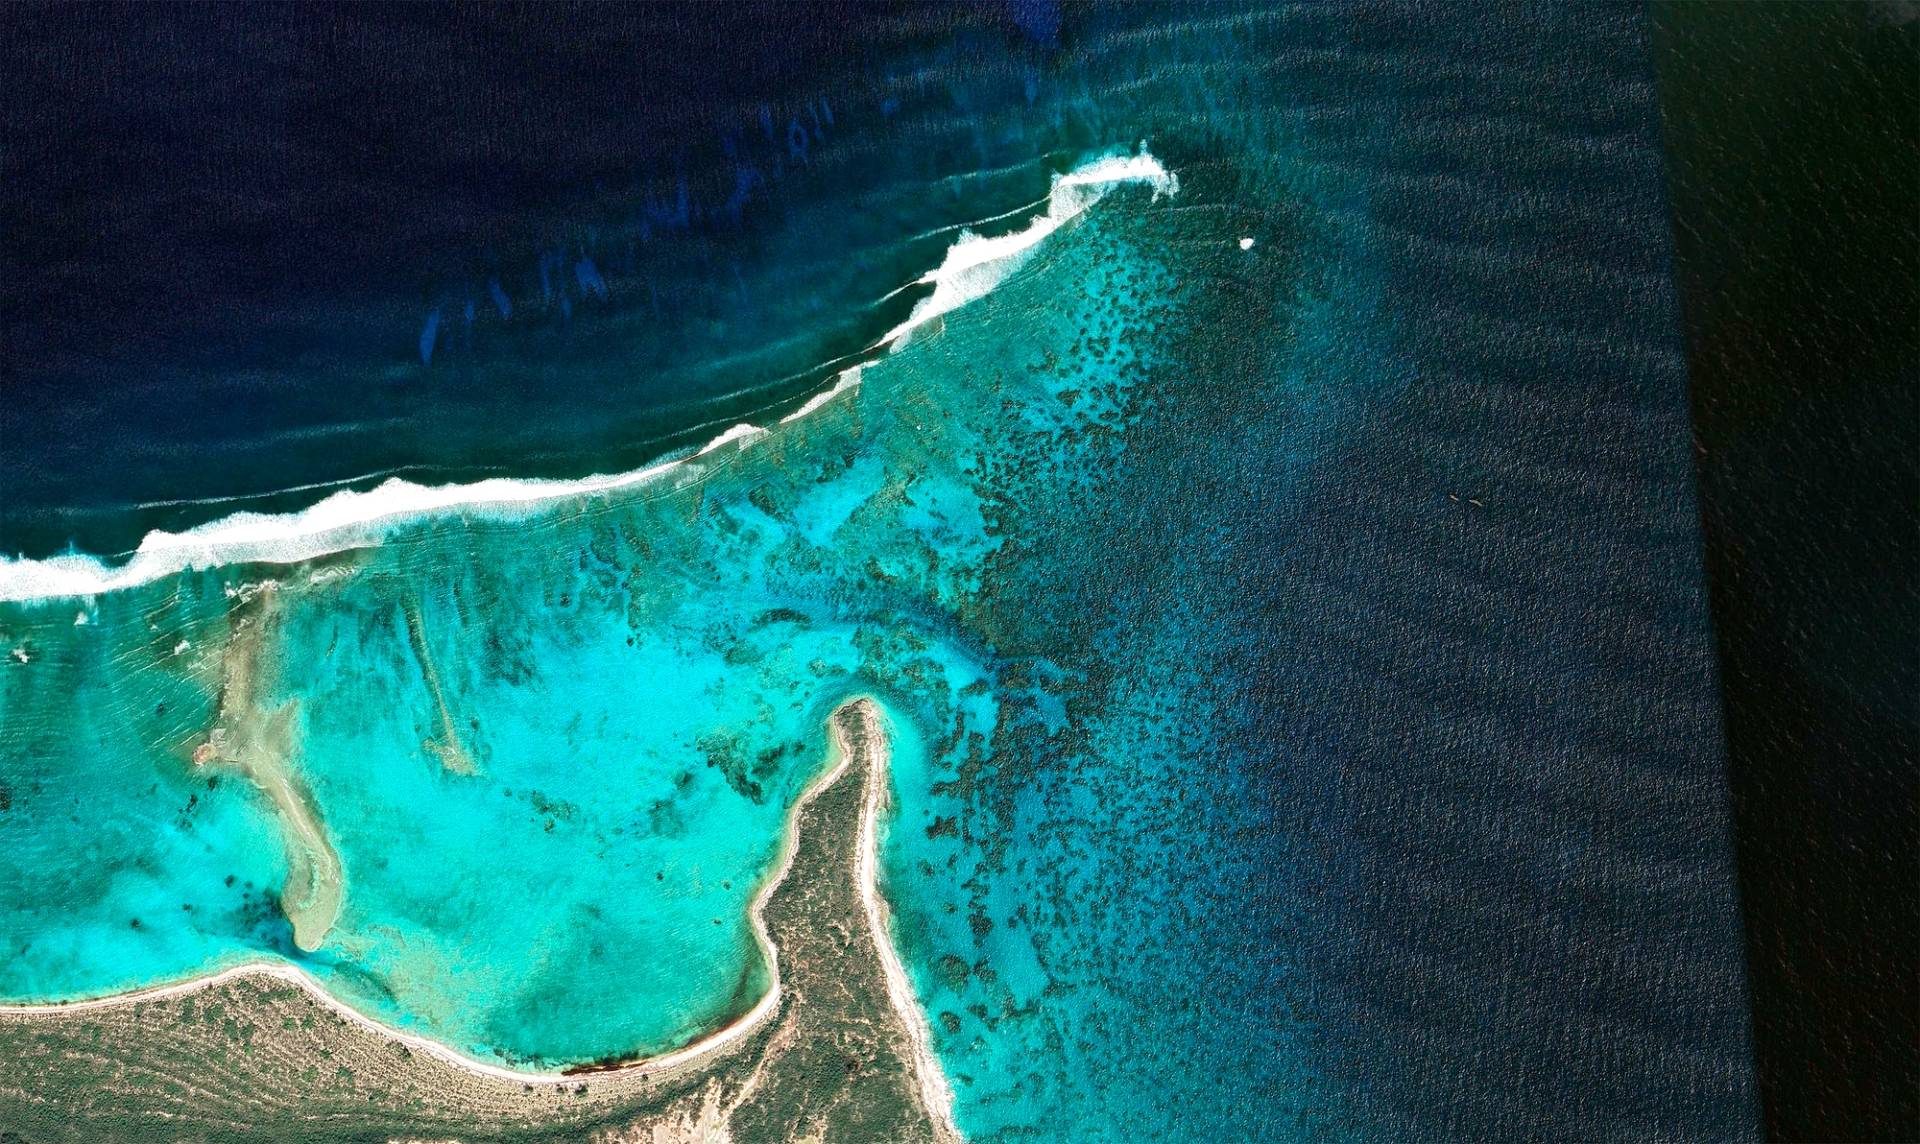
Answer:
[876,150,1177,349]
[0,146,1174,604]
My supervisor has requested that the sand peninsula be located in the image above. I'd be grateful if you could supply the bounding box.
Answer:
[0,148,1187,1141]
[0,698,961,1144]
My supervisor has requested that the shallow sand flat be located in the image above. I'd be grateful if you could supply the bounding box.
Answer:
[195,587,344,953]
[0,700,952,1144]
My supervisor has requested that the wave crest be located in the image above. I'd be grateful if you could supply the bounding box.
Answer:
[0,145,1174,604]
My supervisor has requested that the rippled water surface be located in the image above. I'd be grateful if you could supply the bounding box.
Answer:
[1,4,1758,1139]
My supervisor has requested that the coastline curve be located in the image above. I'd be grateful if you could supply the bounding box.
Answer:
[0,696,958,1135]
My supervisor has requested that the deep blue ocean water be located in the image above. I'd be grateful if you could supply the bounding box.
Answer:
[1,4,1759,1139]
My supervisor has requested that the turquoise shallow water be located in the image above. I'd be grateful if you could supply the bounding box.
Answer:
[0,173,1196,1072]
[1,5,1762,1140]
[3,148,1345,1136]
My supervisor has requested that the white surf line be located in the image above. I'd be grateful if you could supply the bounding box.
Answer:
[0,144,1175,606]
[873,146,1178,351]
[848,700,964,1144]
[0,718,862,1088]
[779,363,866,424]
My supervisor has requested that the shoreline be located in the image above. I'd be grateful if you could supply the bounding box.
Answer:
[850,700,965,1144]
[0,146,1173,605]
[0,697,950,1112]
